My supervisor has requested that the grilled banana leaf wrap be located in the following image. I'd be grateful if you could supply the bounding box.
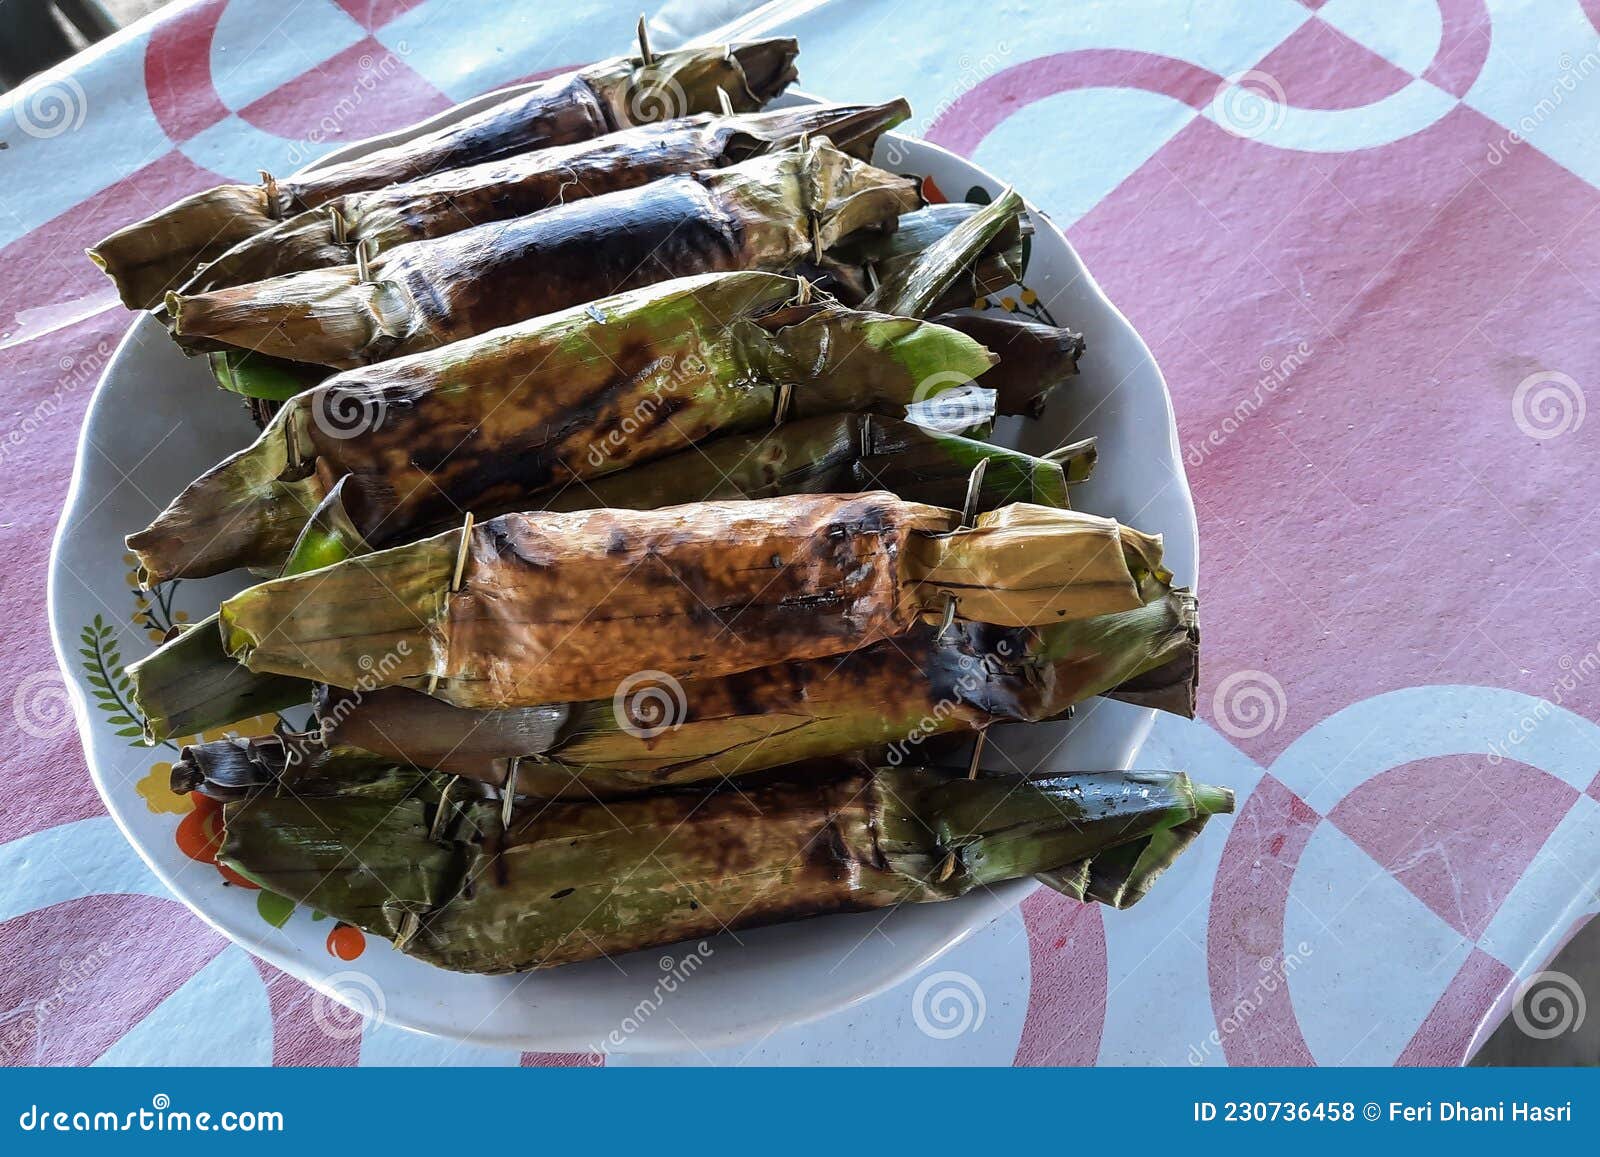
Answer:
[176,586,1195,799]
[202,196,1079,414]
[818,202,1025,311]
[213,494,1170,705]
[537,415,1093,512]
[126,478,372,742]
[87,39,800,309]
[185,101,910,294]
[126,423,1092,741]
[166,139,921,366]
[128,272,1025,583]
[217,760,1234,972]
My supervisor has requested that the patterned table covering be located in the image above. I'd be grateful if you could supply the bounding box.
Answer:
[3,0,1599,1066]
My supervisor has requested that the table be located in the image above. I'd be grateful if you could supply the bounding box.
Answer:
[3,0,1598,1067]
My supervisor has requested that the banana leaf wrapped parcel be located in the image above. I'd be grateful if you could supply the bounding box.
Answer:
[185,101,910,294]
[125,421,1088,739]
[87,38,800,309]
[126,478,372,742]
[537,415,1095,513]
[166,140,921,367]
[200,195,1082,413]
[216,494,1170,705]
[179,588,1196,799]
[128,272,1016,583]
[218,760,1234,972]
[819,202,1026,310]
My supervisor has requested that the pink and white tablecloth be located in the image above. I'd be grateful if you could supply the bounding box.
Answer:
[3,0,1599,1066]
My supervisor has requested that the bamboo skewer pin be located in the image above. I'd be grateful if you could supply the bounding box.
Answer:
[501,757,520,827]
[428,775,460,840]
[635,15,654,66]
[936,458,989,639]
[427,511,475,697]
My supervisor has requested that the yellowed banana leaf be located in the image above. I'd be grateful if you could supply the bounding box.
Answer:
[127,272,1002,584]
[216,493,1166,706]
[298,587,1197,797]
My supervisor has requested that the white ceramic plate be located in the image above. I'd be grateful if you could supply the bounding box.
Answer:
[48,97,1196,1054]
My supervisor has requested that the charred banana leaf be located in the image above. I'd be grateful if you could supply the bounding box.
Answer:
[219,761,1234,972]
[215,494,1168,706]
[537,415,1092,512]
[87,39,800,309]
[294,587,1199,797]
[167,140,921,367]
[186,101,909,294]
[820,201,1025,310]
[128,272,1004,583]
[127,478,369,742]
